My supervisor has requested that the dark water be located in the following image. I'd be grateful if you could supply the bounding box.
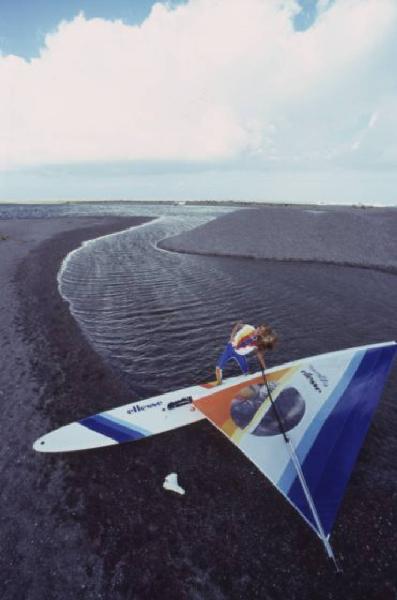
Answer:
[0,201,230,222]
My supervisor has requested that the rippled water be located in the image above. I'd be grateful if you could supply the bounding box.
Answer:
[58,214,241,395]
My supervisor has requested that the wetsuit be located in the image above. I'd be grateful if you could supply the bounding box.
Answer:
[217,324,259,374]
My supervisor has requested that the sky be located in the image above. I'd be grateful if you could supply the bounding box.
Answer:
[1,0,396,205]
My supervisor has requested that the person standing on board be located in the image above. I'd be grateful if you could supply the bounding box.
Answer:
[215,322,277,385]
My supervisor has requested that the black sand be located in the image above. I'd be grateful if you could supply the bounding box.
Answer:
[0,212,396,599]
[160,205,397,273]
[0,217,150,599]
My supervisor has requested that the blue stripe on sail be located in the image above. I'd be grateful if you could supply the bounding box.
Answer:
[80,413,150,443]
[285,345,397,536]
[278,350,364,494]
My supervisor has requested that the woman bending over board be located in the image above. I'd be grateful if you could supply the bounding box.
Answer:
[215,322,277,385]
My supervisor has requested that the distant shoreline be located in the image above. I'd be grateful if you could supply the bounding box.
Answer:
[1,199,397,210]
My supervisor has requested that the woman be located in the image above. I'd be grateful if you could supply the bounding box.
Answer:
[215,322,277,385]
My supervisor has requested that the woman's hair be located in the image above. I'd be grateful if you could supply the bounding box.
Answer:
[258,328,278,350]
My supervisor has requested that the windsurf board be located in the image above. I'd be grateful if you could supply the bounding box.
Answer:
[33,372,264,453]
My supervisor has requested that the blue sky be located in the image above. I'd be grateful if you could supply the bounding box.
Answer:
[1,0,396,205]
[0,0,156,58]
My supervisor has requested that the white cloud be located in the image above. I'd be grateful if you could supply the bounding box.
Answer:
[1,0,396,171]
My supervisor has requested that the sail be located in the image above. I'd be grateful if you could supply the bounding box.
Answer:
[194,342,397,539]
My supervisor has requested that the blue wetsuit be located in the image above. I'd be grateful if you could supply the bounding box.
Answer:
[217,342,249,374]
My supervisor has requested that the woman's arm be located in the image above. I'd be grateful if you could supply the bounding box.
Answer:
[255,349,266,372]
[229,321,243,341]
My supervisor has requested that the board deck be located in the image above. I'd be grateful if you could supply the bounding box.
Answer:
[33,372,264,453]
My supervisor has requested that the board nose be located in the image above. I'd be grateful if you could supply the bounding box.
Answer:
[33,435,48,452]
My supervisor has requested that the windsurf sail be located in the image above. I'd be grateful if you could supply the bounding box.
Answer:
[194,341,397,565]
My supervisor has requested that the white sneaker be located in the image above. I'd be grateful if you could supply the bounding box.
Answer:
[163,473,185,495]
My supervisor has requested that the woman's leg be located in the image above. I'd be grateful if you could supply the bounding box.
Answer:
[216,344,249,383]
[232,352,249,374]
[215,343,234,384]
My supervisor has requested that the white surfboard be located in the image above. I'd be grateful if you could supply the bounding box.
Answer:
[33,371,264,453]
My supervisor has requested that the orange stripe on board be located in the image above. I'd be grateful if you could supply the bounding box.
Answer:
[195,369,291,429]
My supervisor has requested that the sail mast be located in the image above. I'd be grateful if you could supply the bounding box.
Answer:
[262,374,341,571]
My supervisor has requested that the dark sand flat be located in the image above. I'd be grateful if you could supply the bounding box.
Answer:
[160,205,397,273]
[0,217,151,599]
